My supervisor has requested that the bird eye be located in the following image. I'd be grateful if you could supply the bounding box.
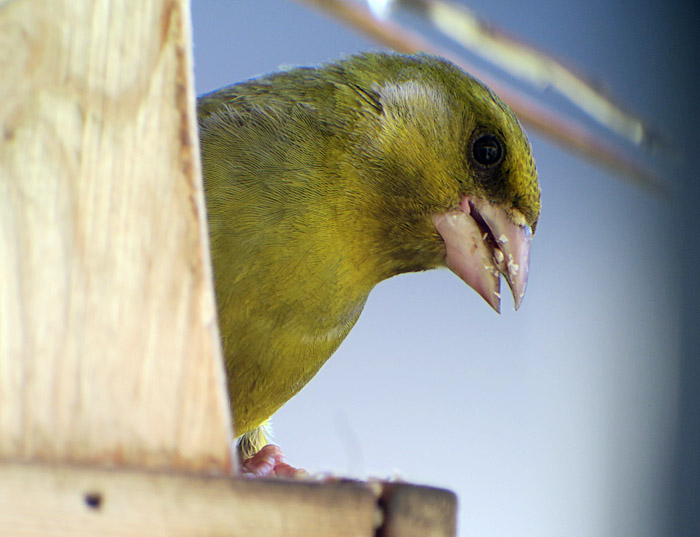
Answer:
[472,135,503,167]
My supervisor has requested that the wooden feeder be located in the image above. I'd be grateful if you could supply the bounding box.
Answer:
[0,1,457,535]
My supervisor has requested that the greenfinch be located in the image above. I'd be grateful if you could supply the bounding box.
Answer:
[198,52,540,475]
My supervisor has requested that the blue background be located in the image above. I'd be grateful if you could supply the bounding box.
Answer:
[191,2,699,535]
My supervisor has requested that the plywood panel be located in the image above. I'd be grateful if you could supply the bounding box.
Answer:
[0,0,233,472]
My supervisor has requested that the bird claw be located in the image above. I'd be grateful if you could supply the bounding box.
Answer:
[240,444,309,478]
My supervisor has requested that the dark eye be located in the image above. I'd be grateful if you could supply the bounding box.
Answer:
[472,134,503,167]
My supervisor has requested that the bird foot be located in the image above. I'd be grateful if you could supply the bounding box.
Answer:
[240,444,309,478]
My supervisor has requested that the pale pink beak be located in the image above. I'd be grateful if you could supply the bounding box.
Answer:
[432,197,532,313]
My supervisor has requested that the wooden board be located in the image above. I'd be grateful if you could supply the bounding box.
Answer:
[379,482,458,537]
[0,0,233,472]
[0,461,379,537]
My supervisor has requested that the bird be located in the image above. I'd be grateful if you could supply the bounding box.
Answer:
[197,52,541,476]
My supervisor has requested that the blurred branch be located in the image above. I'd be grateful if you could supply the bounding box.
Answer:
[392,0,663,151]
[296,0,668,196]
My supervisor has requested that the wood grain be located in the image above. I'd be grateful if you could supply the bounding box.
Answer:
[0,0,234,472]
[0,461,379,537]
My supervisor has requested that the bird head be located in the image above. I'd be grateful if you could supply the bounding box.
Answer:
[340,53,541,312]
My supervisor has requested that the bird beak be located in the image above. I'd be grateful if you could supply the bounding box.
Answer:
[432,197,532,313]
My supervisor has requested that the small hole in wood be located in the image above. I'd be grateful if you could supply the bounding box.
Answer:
[84,492,103,510]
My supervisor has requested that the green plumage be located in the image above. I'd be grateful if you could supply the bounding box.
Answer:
[198,52,540,456]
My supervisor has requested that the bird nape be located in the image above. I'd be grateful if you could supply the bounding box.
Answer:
[198,52,541,477]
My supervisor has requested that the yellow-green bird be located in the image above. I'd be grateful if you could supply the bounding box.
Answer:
[198,52,541,475]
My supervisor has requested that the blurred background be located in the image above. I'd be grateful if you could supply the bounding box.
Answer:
[191,2,698,536]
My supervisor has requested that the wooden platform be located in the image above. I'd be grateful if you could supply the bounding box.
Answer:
[0,461,455,537]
